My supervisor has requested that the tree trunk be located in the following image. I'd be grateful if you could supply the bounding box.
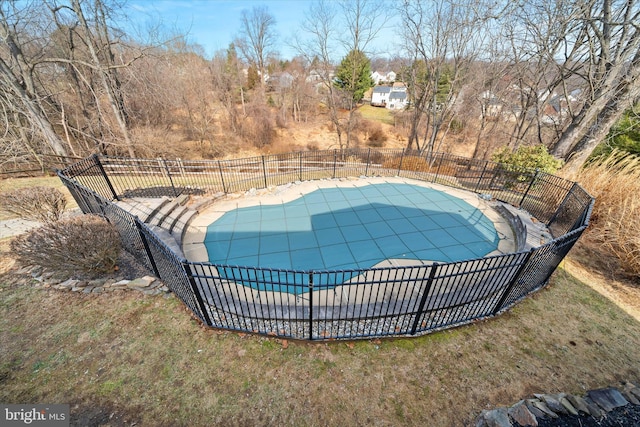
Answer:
[0,57,68,157]
[71,0,135,158]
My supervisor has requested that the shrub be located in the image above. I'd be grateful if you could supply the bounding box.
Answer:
[11,214,122,279]
[366,122,388,147]
[574,151,640,276]
[491,145,563,175]
[240,104,275,147]
[0,187,67,224]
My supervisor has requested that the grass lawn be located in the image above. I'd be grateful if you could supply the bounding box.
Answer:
[1,250,639,426]
[358,104,395,125]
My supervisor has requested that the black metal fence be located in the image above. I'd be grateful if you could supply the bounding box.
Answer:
[58,149,594,340]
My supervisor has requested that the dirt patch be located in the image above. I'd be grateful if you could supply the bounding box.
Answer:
[69,401,139,427]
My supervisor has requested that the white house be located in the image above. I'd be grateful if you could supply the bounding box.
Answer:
[388,90,408,110]
[371,83,408,110]
[371,86,392,106]
[371,70,397,84]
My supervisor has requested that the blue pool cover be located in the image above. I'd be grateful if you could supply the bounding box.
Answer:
[204,183,499,292]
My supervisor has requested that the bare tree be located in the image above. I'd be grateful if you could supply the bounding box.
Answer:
[235,5,277,91]
[547,0,640,173]
[0,2,69,158]
[399,0,495,158]
[293,0,344,147]
[65,0,137,157]
[294,0,386,150]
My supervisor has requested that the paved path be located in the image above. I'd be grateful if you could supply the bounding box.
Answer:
[0,218,41,239]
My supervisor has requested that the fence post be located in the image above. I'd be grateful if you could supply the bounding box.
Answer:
[160,158,178,197]
[474,161,488,193]
[397,150,405,176]
[299,151,303,181]
[492,250,535,315]
[365,148,371,176]
[308,272,314,340]
[261,155,268,188]
[410,263,439,335]
[93,154,119,201]
[333,150,337,178]
[217,160,227,193]
[433,152,442,183]
[182,262,214,326]
[519,169,539,207]
[134,218,161,278]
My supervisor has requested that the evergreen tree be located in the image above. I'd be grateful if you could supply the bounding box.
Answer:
[334,49,374,105]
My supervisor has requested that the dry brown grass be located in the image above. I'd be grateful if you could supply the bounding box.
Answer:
[571,152,640,277]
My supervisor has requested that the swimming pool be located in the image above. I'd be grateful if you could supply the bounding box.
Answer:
[203,183,500,290]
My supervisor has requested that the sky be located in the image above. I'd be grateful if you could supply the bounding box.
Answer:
[125,0,401,60]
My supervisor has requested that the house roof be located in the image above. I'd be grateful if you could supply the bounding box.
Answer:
[372,86,392,94]
[389,91,407,101]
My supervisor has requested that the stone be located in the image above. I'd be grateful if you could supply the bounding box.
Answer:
[535,394,567,415]
[587,388,629,412]
[82,286,95,294]
[483,407,512,427]
[524,401,547,419]
[127,276,155,288]
[59,279,80,289]
[475,411,489,427]
[528,400,558,418]
[583,396,605,417]
[565,394,590,415]
[113,279,130,287]
[508,401,538,426]
[625,382,640,400]
[621,390,640,405]
[88,279,104,287]
[558,396,579,416]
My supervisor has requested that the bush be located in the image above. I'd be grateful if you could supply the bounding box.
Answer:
[366,122,388,147]
[11,214,122,279]
[491,145,563,175]
[0,186,67,224]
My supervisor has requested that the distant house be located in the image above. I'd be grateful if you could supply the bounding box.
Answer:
[371,83,408,110]
[306,69,334,83]
[371,70,396,84]
[388,90,408,110]
[371,86,392,106]
[267,72,294,90]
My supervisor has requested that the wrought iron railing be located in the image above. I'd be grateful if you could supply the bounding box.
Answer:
[58,149,593,340]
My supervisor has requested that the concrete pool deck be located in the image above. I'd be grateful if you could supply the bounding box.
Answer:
[182,176,545,266]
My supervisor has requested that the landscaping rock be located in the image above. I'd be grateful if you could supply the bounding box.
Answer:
[535,395,567,415]
[483,407,512,427]
[528,400,558,419]
[558,396,578,416]
[565,394,590,415]
[508,400,538,426]
[588,387,629,412]
[127,276,155,288]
